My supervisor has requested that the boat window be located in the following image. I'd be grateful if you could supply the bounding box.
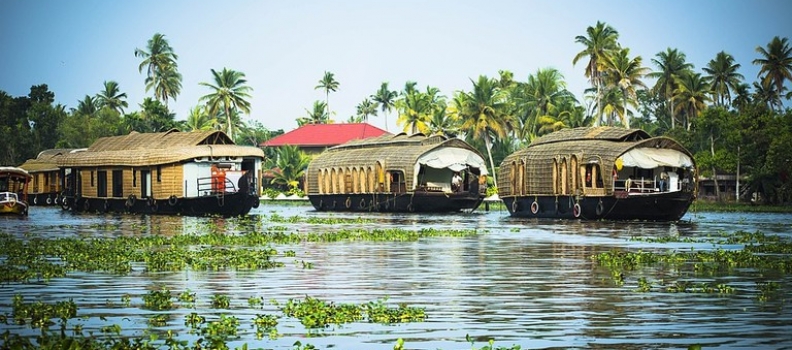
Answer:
[97,171,108,197]
[112,170,123,197]
[389,170,406,193]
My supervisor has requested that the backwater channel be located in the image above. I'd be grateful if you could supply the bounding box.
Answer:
[1,203,791,349]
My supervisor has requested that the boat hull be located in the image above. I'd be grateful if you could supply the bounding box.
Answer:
[502,191,694,221]
[60,192,260,217]
[308,192,484,213]
[29,192,61,206]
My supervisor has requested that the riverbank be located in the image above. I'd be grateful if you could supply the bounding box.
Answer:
[691,200,792,213]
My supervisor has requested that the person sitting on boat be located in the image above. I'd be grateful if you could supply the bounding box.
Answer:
[451,172,462,192]
[625,176,633,192]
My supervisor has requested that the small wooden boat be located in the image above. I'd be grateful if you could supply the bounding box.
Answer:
[498,127,697,221]
[305,133,489,212]
[0,167,32,216]
[18,149,72,206]
[57,129,265,217]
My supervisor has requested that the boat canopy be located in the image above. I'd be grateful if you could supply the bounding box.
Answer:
[416,147,488,175]
[618,147,694,169]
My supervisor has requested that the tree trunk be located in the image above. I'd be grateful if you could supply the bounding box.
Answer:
[225,105,233,140]
[710,133,721,201]
[484,133,498,190]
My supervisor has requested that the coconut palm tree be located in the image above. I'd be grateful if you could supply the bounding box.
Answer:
[95,81,128,114]
[266,145,311,191]
[572,21,620,126]
[75,95,97,117]
[456,75,512,189]
[396,83,443,135]
[355,98,378,123]
[703,51,744,107]
[648,48,694,129]
[602,48,650,129]
[147,65,182,108]
[673,72,712,130]
[315,71,339,117]
[513,68,575,140]
[753,36,792,111]
[297,100,329,126]
[182,105,216,131]
[199,68,252,140]
[371,82,397,131]
[134,33,182,106]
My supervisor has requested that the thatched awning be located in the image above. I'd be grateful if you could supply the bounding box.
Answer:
[58,130,264,167]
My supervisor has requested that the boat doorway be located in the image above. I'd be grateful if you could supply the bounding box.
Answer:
[140,170,152,198]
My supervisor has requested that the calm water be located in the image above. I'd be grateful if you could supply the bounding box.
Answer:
[1,203,791,349]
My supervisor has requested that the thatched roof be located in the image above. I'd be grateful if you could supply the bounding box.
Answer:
[499,127,694,196]
[306,133,486,191]
[0,166,31,179]
[58,130,265,167]
[19,149,74,172]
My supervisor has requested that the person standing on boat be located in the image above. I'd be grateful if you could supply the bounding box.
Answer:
[659,169,669,192]
[452,172,462,192]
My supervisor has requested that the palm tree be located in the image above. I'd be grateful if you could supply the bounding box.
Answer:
[673,72,712,130]
[703,51,744,107]
[355,98,378,123]
[134,33,182,106]
[297,100,330,126]
[75,95,97,117]
[315,71,339,117]
[395,83,442,135]
[648,48,694,129]
[456,75,512,189]
[752,80,782,110]
[426,103,459,136]
[572,21,620,126]
[753,36,792,111]
[602,48,650,129]
[182,105,216,131]
[266,145,311,191]
[95,81,128,114]
[199,68,253,140]
[147,65,182,107]
[513,68,575,140]
[371,82,397,131]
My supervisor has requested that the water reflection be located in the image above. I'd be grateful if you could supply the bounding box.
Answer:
[0,204,790,349]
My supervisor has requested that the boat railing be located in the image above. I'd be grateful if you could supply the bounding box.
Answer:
[0,192,19,202]
[196,176,238,197]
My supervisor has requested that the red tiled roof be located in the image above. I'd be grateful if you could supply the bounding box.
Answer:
[261,123,391,147]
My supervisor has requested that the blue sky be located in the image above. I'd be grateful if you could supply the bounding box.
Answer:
[2,0,790,133]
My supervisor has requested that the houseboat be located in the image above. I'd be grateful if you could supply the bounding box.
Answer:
[57,129,265,217]
[498,127,696,221]
[0,167,32,216]
[18,149,72,206]
[305,133,488,212]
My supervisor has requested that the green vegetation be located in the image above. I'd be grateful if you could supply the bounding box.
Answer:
[594,230,792,298]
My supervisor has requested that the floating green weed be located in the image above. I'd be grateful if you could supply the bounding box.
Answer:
[142,287,175,311]
[211,294,231,309]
